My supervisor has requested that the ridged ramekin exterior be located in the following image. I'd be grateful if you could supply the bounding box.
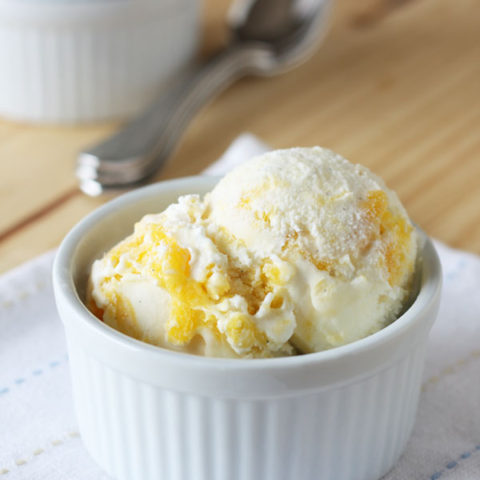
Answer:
[66,333,426,480]
[0,1,198,123]
[53,177,442,480]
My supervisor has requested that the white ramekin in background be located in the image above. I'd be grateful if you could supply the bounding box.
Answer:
[0,0,199,123]
[53,177,442,480]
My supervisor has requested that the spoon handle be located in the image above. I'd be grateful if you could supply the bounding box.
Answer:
[77,44,272,195]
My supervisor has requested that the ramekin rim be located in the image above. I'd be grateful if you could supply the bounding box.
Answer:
[53,175,442,372]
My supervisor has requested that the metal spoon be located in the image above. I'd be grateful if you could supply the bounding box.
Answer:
[77,0,332,196]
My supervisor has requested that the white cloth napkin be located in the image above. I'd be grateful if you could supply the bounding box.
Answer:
[1,134,480,480]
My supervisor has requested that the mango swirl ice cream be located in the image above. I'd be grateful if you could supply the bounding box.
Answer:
[87,148,418,358]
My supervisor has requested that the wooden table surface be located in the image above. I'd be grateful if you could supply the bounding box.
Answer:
[0,0,479,273]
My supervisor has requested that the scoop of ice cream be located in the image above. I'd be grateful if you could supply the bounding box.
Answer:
[88,147,417,357]
[208,147,417,352]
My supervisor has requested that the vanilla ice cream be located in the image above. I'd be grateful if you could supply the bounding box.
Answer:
[87,147,418,358]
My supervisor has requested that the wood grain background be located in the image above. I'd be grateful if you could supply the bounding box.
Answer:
[0,0,479,273]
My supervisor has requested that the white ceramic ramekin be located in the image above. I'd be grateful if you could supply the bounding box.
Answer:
[53,176,442,480]
[0,0,199,123]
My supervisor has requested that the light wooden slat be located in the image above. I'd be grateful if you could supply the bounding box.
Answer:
[0,124,119,232]
[0,194,105,272]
